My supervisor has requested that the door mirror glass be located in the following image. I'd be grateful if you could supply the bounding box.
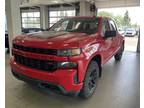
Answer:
[104,30,116,38]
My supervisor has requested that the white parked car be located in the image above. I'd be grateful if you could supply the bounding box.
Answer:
[124,28,136,37]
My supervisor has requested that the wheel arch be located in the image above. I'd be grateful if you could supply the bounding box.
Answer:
[90,54,102,77]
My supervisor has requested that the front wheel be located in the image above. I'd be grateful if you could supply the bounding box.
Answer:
[79,61,100,98]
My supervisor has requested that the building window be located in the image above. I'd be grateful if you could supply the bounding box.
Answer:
[21,12,40,28]
[49,10,75,27]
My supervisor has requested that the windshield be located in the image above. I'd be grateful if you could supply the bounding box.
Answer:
[49,18,99,34]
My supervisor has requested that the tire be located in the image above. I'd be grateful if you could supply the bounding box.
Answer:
[79,61,100,98]
[114,43,124,61]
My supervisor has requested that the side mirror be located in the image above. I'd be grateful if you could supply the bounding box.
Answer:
[104,30,116,38]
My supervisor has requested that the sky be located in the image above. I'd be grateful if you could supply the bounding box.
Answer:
[98,7,141,25]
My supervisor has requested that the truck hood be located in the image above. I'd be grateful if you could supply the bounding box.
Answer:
[13,31,96,49]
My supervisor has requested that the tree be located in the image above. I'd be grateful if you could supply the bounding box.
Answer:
[98,11,113,18]
[98,10,139,29]
[123,10,131,26]
[113,15,124,28]
[98,11,124,28]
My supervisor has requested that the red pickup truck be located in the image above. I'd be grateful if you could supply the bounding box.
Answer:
[10,16,124,98]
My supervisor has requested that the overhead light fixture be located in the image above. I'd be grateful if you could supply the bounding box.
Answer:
[53,0,59,3]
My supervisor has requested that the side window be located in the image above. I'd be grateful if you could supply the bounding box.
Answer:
[82,21,98,34]
[102,19,110,37]
[109,20,117,31]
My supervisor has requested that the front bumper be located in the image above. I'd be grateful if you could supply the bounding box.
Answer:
[125,33,135,36]
[10,58,83,94]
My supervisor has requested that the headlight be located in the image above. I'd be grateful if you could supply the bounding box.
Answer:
[58,62,77,69]
[57,48,81,56]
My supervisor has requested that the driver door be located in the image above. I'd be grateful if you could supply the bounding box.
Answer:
[100,18,114,62]
[108,19,121,54]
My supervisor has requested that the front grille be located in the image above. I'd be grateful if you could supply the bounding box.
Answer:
[14,54,57,72]
[13,44,57,55]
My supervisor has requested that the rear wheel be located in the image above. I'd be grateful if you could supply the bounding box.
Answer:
[114,43,124,61]
[79,61,100,98]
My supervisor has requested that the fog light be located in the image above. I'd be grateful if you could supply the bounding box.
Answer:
[58,62,77,69]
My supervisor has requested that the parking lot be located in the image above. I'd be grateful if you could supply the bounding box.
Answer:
[125,36,138,52]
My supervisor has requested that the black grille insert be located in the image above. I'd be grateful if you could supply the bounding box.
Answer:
[14,54,57,72]
[13,44,57,55]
